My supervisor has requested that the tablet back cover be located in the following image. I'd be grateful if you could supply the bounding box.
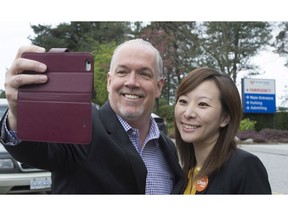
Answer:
[17,52,94,144]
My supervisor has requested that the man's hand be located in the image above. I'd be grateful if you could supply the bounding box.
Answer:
[4,45,48,130]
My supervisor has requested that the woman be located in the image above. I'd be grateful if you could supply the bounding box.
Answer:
[173,67,271,194]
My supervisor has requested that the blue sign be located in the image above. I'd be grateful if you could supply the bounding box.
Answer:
[243,93,276,113]
[242,78,276,114]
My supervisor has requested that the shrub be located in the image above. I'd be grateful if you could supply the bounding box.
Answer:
[259,128,288,142]
[252,133,268,143]
[239,118,256,131]
[237,128,288,143]
[237,130,258,141]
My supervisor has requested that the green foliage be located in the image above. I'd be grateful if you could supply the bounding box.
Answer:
[0,90,5,98]
[139,22,200,105]
[243,113,276,131]
[199,22,272,82]
[153,98,174,122]
[29,22,132,52]
[274,112,288,130]
[26,21,281,108]
[92,42,117,105]
[153,98,175,137]
[272,22,288,67]
[239,118,256,131]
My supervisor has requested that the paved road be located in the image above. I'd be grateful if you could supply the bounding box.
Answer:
[239,143,288,194]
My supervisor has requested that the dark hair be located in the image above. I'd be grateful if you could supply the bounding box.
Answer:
[174,67,243,178]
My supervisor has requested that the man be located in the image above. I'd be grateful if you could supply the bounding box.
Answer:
[0,39,183,194]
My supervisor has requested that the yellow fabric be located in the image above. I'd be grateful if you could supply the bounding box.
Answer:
[184,167,201,194]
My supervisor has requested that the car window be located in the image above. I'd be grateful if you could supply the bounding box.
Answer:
[0,104,8,119]
[0,99,8,118]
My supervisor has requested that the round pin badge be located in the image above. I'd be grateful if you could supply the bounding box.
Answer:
[196,176,208,192]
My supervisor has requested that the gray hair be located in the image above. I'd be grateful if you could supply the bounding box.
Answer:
[109,38,163,80]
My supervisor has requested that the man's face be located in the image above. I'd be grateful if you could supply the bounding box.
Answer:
[107,44,163,125]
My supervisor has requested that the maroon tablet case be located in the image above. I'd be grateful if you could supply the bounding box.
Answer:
[17,49,94,144]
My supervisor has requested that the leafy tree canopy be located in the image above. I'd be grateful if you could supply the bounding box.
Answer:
[28,21,275,106]
[29,22,133,51]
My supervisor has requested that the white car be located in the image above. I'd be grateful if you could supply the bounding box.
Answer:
[0,98,51,194]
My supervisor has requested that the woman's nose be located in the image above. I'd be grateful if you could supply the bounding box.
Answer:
[184,107,196,119]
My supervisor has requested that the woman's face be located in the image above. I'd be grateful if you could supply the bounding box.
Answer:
[174,80,230,148]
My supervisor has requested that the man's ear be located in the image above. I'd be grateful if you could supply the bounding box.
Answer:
[107,72,111,93]
[220,113,230,128]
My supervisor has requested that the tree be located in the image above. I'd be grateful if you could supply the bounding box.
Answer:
[261,22,288,106]
[92,41,117,105]
[29,22,133,51]
[272,22,288,67]
[27,21,275,114]
[197,22,273,82]
[138,22,201,106]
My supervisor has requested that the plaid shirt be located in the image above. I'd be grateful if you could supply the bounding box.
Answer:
[117,115,174,194]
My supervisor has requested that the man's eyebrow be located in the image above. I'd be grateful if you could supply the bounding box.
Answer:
[115,65,153,72]
[115,65,128,69]
[137,67,153,72]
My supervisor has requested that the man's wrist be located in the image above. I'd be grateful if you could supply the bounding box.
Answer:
[0,111,21,145]
[7,109,17,131]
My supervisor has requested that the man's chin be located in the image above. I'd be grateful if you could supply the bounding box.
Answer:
[119,108,144,121]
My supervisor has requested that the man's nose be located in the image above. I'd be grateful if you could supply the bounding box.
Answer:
[125,71,140,87]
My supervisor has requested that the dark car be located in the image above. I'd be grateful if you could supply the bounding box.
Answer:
[151,113,168,135]
[0,99,51,194]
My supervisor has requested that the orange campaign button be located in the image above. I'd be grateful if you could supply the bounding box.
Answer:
[196,176,209,192]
